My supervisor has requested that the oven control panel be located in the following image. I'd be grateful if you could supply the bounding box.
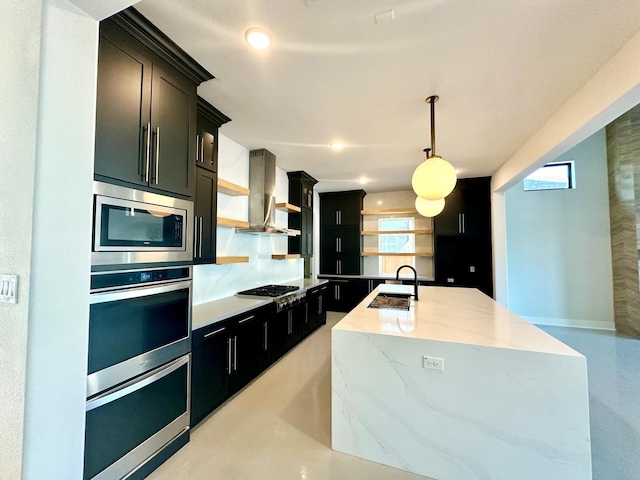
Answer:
[275,291,307,312]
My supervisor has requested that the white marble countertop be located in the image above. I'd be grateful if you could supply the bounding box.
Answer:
[318,273,435,282]
[192,278,328,331]
[333,284,582,356]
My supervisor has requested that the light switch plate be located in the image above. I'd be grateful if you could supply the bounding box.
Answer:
[0,274,18,304]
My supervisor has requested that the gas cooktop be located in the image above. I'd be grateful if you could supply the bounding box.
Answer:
[236,285,300,298]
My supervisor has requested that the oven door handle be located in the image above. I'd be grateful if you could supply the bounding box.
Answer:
[86,354,189,412]
[90,279,192,304]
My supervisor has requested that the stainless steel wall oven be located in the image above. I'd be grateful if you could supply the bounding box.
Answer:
[85,265,192,480]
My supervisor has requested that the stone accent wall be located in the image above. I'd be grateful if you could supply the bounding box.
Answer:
[607,105,640,337]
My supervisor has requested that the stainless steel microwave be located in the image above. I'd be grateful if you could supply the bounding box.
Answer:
[91,181,194,269]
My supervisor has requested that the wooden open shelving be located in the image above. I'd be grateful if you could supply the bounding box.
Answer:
[361,229,432,235]
[361,252,433,257]
[217,217,250,229]
[275,202,301,213]
[361,208,418,215]
[215,256,249,265]
[217,178,250,196]
[271,254,301,260]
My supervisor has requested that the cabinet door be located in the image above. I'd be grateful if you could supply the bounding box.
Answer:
[301,208,313,257]
[339,254,361,276]
[459,178,491,237]
[268,311,289,363]
[196,115,218,172]
[320,195,342,226]
[317,286,328,325]
[194,169,217,264]
[94,31,152,188]
[299,301,311,339]
[190,324,230,427]
[150,66,196,197]
[229,313,263,394]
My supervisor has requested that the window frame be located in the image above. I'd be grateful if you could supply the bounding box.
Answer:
[523,161,575,192]
[377,217,416,277]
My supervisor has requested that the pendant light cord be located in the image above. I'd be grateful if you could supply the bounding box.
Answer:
[427,95,439,157]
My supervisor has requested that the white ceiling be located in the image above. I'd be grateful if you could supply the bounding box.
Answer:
[135,0,640,193]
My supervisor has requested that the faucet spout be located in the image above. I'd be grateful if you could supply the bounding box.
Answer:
[395,265,419,301]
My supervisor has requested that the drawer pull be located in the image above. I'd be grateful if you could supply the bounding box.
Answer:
[238,315,255,324]
[204,327,225,338]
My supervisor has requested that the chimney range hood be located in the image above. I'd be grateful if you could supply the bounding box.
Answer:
[236,149,297,236]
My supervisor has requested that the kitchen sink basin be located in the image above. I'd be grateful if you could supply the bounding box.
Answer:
[367,293,412,311]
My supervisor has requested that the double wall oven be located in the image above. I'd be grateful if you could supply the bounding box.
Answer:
[86,182,194,480]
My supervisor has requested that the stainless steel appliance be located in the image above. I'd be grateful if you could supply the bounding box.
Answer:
[88,266,192,397]
[91,181,194,269]
[236,284,306,312]
[85,265,192,480]
[235,149,298,236]
[84,355,190,480]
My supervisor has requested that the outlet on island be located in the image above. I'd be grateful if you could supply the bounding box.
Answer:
[423,356,444,371]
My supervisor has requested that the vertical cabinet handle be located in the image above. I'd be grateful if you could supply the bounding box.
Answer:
[227,338,232,374]
[233,336,238,371]
[335,211,339,224]
[200,135,205,164]
[199,216,203,257]
[194,217,199,257]
[196,134,200,162]
[144,123,151,183]
[336,238,339,252]
[462,213,466,234]
[263,322,268,351]
[336,284,341,300]
[154,127,160,185]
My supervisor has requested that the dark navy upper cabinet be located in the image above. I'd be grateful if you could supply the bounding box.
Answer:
[94,8,214,198]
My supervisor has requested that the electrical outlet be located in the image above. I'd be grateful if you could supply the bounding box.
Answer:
[469,266,476,273]
[0,274,18,304]
[447,277,455,283]
[423,356,444,371]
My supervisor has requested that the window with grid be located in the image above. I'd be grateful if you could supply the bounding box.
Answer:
[378,218,415,276]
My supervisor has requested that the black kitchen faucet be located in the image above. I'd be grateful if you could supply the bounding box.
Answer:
[395,265,419,301]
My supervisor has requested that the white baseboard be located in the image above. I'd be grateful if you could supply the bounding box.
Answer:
[523,315,615,331]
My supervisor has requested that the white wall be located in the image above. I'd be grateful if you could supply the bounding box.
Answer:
[21,1,98,478]
[0,1,42,478]
[193,134,303,304]
[505,130,614,329]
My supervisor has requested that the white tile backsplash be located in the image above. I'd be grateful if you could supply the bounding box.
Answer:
[193,134,303,305]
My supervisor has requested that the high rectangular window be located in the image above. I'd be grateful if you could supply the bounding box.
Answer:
[524,161,575,191]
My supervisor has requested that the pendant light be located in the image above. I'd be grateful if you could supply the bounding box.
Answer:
[411,96,457,201]
[415,196,445,217]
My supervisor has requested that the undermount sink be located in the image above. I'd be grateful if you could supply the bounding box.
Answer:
[367,293,412,311]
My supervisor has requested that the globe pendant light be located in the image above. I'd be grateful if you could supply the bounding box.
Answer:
[411,96,457,201]
[415,196,445,217]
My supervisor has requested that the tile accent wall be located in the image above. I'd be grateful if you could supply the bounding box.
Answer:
[607,104,640,337]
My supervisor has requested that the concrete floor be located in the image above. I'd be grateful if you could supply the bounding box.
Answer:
[148,314,640,480]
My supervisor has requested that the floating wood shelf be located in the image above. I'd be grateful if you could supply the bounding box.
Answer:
[276,202,301,213]
[215,256,249,265]
[287,229,301,236]
[217,178,250,196]
[271,254,301,260]
[361,229,432,235]
[217,217,250,228]
[361,252,433,257]
[361,208,418,215]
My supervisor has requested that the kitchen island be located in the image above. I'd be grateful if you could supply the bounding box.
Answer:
[332,285,591,480]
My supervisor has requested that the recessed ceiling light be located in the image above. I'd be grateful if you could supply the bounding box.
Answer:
[377,200,383,205]
[245,27,272,50]
[455,168,461,174]
[358,177,368,185]
[330,142,344,150]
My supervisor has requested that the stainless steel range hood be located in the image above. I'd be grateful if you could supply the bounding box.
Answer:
[236,149,297,236]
